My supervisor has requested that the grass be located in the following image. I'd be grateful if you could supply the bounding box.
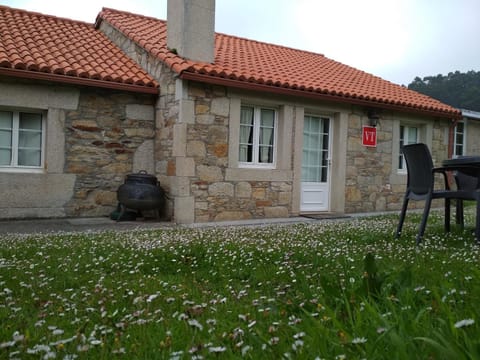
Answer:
[1,210,480,359]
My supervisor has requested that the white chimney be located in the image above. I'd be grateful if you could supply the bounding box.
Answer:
[167,0,215,63]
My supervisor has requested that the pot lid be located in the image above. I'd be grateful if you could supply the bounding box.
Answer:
[126,171,157,180]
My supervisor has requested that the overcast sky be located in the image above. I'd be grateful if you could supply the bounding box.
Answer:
[3,0,479,85]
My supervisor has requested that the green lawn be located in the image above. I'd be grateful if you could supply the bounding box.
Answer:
[1,210,479,359]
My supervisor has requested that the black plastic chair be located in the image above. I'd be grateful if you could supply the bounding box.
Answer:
[395,143,458,244]
[453,171,480,243]
[454,171,478,225]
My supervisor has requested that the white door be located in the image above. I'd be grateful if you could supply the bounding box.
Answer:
[300,115,331,212]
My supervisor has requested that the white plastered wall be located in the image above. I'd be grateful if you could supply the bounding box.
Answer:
[0,82,78,218]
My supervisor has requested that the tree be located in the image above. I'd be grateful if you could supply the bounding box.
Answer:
[408,70,480,111]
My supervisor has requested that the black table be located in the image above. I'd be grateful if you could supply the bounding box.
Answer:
[441,156,480,243]
[442,156,480,178]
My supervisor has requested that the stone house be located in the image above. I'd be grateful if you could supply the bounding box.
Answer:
[0,1,467,223]
[0,6,159,219]
[453,109,480,157]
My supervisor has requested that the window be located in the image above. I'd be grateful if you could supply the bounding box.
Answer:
[398,125,418,170]
[239,105,276,167]
[454,121,465,157]
[0,110,44,169]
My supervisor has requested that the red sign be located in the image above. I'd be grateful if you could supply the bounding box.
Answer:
[362,126,377,147]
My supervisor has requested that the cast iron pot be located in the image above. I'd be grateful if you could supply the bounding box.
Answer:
[117,171,166,212]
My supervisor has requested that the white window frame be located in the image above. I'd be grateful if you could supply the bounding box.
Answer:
[0,110,45,173]
[238,105,277,169]
[453,120,466,157]
[398,124,419,172]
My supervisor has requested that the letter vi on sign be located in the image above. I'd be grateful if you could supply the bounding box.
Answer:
[362,126,377,147]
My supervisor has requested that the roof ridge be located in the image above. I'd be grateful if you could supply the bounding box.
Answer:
[0,5,94,26]
[215,31,325,58]
[100,7,325,59]
[100,7,167,23]
[98,7,394,88]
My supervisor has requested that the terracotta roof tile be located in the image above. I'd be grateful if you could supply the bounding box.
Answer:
[0,6,158,93]
[98,7,459,118]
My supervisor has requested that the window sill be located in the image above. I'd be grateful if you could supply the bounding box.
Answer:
[237,163,276,170]
[0,167,45,174]
[226,167,292,182]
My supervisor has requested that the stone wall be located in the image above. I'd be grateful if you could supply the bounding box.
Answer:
[99,20,179,219]
[466,118,480,154]
[99,20,293,223]
[64,88,156,217]
[183,82,293,222]
[344,113,395,213]
[344,112,450,214]
[0,78,156,219]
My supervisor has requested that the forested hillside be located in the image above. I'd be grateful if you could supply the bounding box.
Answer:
[408,70,480,111]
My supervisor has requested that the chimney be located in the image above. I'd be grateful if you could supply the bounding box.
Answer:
[167,0,215,63]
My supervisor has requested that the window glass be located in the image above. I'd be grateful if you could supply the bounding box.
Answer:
[0,149,11,165]
[239,106,254,162]
[18,149,41,166]
[0,111,13,128]
[0,129,12,146]
[454,121,465,157]
[259,109,275,163]
[239,105,276,166]
[0,110,43,169]
[399,125,419,170]
[18,113,42,166]
[18,130,42,148]
[240,107,254,125]
[260,109,274,127]
[20,113,42,130]
[407,127,417,142]
[19,113,42,149]
[302,115,329,182]
[0,111,13,166]
[456,122,464,132]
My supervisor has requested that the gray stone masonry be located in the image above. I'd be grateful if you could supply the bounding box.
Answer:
[64,89,156,217]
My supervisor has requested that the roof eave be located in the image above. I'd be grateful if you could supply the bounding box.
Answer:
[461,109,480,120]
[179,72,461,120]
[0,68,159,95]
